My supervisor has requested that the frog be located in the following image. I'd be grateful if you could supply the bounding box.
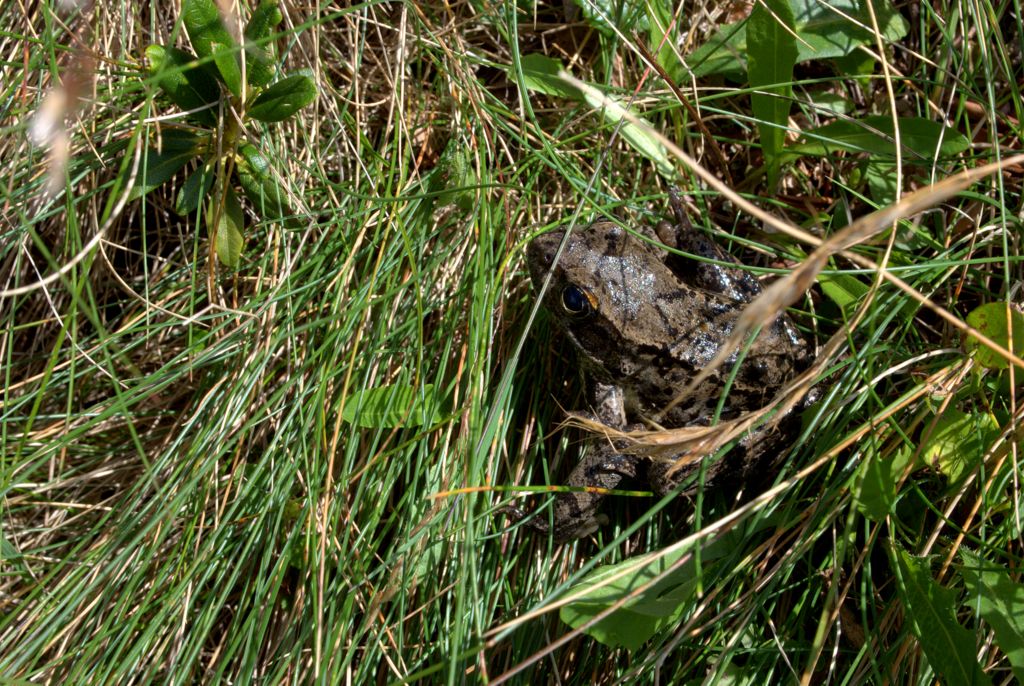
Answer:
[508,195,813,543]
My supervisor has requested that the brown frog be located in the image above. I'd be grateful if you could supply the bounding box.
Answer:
[510,197,813,542]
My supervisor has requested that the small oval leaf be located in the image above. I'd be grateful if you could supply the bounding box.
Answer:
[145,44,220,123]
[342,384,442,428]
[175,162,215,215]
[235,142,300,227]
[183,0,237,60]
[211,42,243,97]
[247,73,317,122]
[209,186,245,268]
[245,0,282,41]
[128,128,202,200]
[243,0,282,86]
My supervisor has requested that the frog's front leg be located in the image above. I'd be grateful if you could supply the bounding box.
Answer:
[505,381,639,542]
[656,191,764,304]
[508,447,643,543]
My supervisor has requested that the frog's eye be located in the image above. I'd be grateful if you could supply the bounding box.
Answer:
[561,285,594,317]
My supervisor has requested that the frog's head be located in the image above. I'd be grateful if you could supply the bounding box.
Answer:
[526,222,677,378]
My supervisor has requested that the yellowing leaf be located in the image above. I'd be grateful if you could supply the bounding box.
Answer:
[965,302,1024,370]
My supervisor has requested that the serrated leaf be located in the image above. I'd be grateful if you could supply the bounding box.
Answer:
[893,549,992,686]
[747,0,797,187]
[688,0,908,77]
[965,302,1024,370]
[959,549,1024,683]
[921,407,998,483]
[209,186,244,268]
[183,0,237,60]
[144,44,219,124]
[128,128,202,200]
[235,142,300,227]
[342,383,442,428]
[175,163,215,215]
[247,72,317,122]
[787,116,970,163]
[854,448,913,521]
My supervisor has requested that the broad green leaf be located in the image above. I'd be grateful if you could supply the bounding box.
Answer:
[144,44,219,124]
[787,0,907,61]
[211,42,243,97]
[687,21,747,80]
[235,142,300,227]
[560,546,702,649]
[247,72,317,122]
[787,116,970,163]
[210,185,244,268]
[893,549,992,686]
[182,0,237,60]
[863,161,898,205]
[560,522,766,648]
[818,272,869,318]
[747,0,797,188]
[435,143,477,211]
[921,407,998,483]
[515,53,582,100]
[514,56,672,176]
[175,162,215,215]
[128,128,202,200]
[244,46,276,88]
[575,79,674,177]
[244,1,282,87]
[342,383,443,428]
[688,0,908,78]
[854,447,913,521]
[806,90,854,116]
[965,302,1024,369]
[573,0,649,36]
[833,48,877,78]
[959,549,1024,683]
[645,0,684,82]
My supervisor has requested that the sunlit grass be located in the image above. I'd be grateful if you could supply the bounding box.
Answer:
[2,0,1023,683]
